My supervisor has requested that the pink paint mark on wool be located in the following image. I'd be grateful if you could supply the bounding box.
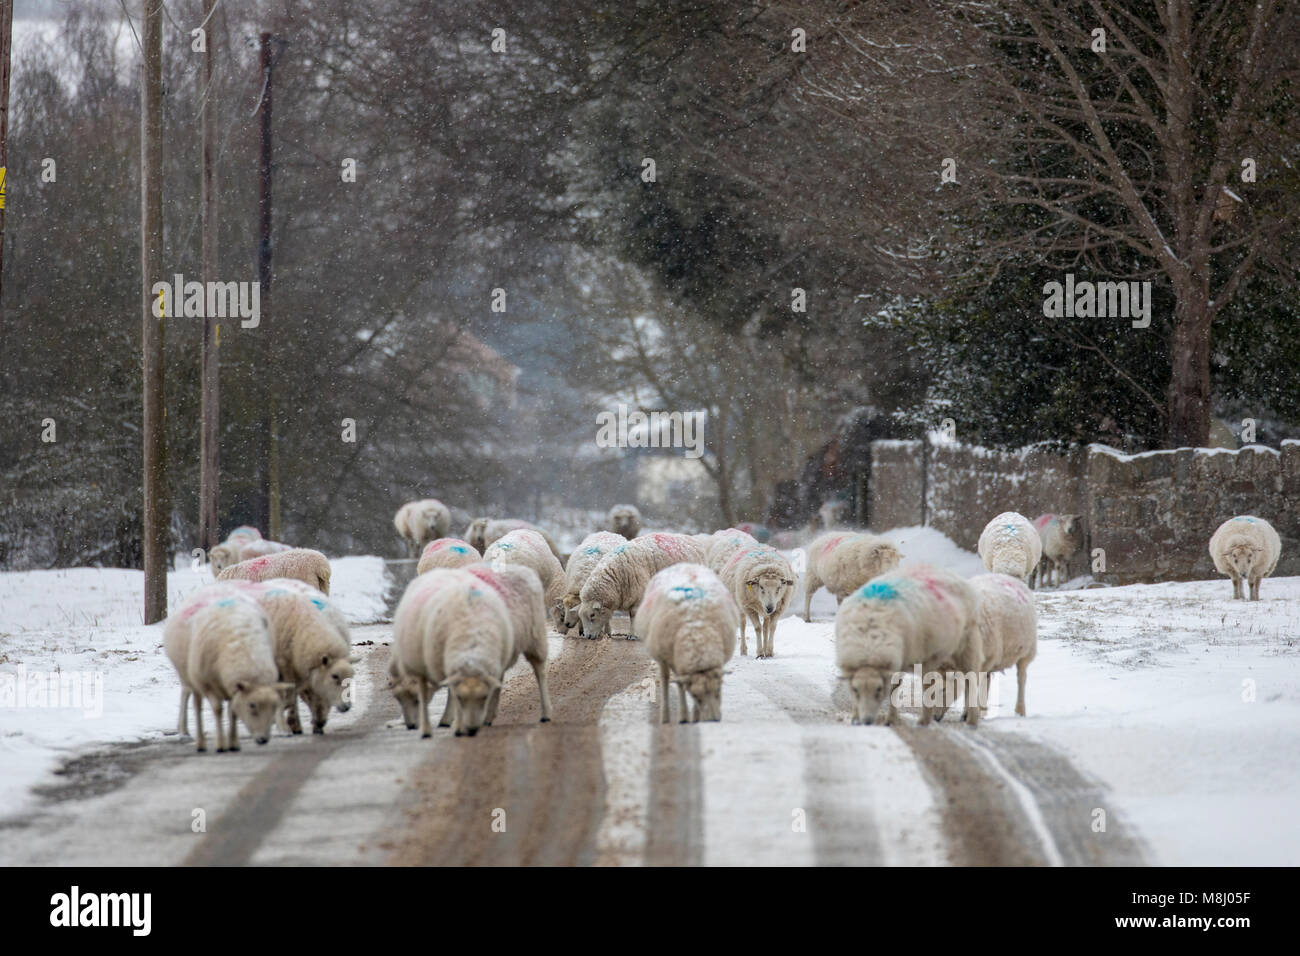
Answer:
[1033,514,1055,530]
[465,566,508,599]
[819,534,851,558]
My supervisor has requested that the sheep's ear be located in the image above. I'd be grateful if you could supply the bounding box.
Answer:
[233,680,249,693]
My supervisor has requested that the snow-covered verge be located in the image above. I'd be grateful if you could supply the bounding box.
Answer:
[0,558,389,815]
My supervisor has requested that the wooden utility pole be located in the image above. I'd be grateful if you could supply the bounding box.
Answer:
[198,0,220,552]
[141,0,168,622]
[0,0,13,311]
[257,31,282,540]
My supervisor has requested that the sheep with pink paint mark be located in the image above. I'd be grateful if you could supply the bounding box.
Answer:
[834,563,981,727]
[1032,513,1084,588]
[977,512,1042,584]
[208,525,263,576]
[967,573,1037,719]
[578,533,706,639]
[556,531,626,633]
[218,548,332,594]
[463,562,553,723]
[803,530,902,621]
[704,528,760,575]
[718,545,796,658]
[465,517,563,562]
[416,538,482,575]
[635,562,739,723]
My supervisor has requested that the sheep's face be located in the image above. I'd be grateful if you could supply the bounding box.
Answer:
[747,571,795,616]
[579,601,612,639]
[561,594,582,629]
[233,682,296,744]
[1225,543,1262,578]
[1059,515,1084,549]
[448,673,499,736]
[310,657,355,715]
[465,519,489,551]
[681,668,724,722]
[847,668,887,725]
[209,544,235,575]
[387,675,422,730]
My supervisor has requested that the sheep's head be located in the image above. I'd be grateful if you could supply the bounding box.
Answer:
[747,569,795,616]
[1224,542,1263,578]
[678,667,724,722]
[310,655,355,717]
[465,518,489,552]
[445,671,500,736]
[233,681,297,744]
[845,667,889,725]
[1059,515,1084,549]
[209,543,236,575]
[386,672,422,730]
[560,594,582,629]
[579,600,612,639]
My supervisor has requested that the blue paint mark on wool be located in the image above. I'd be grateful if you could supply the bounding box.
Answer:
[215,598,238,607]
[451,546,468,554]
[670,585,704,600]
[310,598,327,609]
[858,580,900,601]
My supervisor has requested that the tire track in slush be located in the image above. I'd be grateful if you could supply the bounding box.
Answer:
[385,636,650,866]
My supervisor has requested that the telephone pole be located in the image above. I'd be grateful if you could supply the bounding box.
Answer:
[0,0,14,312]
[141,0,168,623]
[198,0,220,552]
[258,31,282,540]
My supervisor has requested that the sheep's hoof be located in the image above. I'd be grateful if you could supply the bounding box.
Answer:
[421,730,432,739]
[312,725,325,735]
[195,744,207,753]
[291,728,303,735]
[229,743,241,752]
[540,716,551,723]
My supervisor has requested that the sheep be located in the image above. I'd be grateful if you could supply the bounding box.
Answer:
[387,654,423,730]
[416,537,482,575]
[977,512,1042,584]
[164,580,262,737]
[1032,513,1084,588]
[803,531,902,622]
[704,528,760,575]
[483,529,565,618]
[556,531,626,633]
[395,499,452,557]
[464,562,553,722]
[236,538,292,562]
[834,563,981,727]
[167,590,294,752]
[248,579,355,735]
[578,533,706,639]
[967,573,1037,719]
[465,517,564,562]
[718,546,796,658]
[391,568,514,737]
[1210,515,1282,601]
[218,548,331,594]
[208,526,263,576]
[635,563,739,723]
[606,504,643,539]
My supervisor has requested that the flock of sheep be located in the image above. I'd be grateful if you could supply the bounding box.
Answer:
[162,500,1283,751]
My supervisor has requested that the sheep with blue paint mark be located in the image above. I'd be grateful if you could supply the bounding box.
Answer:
[416,537,482,575]
[977,512,1042,584]
[635,563,739,723]
[578,533,706,639]
[704,528,760,575]
[834,563,981,727]
[803,531,902,621]
[483,528,565,619]
[1210,515,1282,600]
[465,517,563,562]
[718,545,796,658]
[164,580,263,737]
[556,531,626,633]
[464,562,553,723]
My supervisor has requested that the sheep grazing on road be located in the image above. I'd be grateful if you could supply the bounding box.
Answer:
[803,531,902,621]
[164,581,262,737]
[704,528,760,575]
[394,499,452,557]
[165,588,294,752]
[719,546,796,658]
[606,504,643,539]
[967,573,1037,719]
[834,563,981,727]
[1210,515,1282,601]
[464,562,553,723]
[1033,513,1084,588]
[483,529,565,618]
[977,512,1042,584]
[391,568,514,737]
[578,533,706,639]
[465,517,563,562]
[208,525,263,576]
[218,548,332,594]
[249,580,355,735]
[635,563,739,723]
[416,538,482,575]
[556,531,626,633]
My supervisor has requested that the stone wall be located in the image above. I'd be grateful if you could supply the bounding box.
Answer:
[869,440,924,530]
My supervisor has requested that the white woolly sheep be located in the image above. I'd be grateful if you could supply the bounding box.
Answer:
[249,579,355,735]
[237,538,292,562]
[464,562,553,723]
[803,531,902,622]
[417,537,482,575]
[167,589,294,752]
[635,563,739,723]
[834,563,981,727]
[966,573,1037,719]
[1210,515,1282,600]
[465,517,563,561]
[391,568,515,737]
[218,548,332,594]
[718,545,796,658]
[164,581,262,737]
[704,528,760,575]
[1032,513,1084,588]
[395,499,452,557]
[606,504,643,539]
[556,531,626,633]
[977,512,1042,583]
[208,526,262,576]
[483,529,565,616]
[578,533,706,639]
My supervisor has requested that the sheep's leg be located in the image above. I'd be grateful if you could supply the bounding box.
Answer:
[803,573,818,622]
[738,616,748,657]
[763,615,775,658]
[485,685,501,726]
[658,662,671,724]
[1250,576,1261,601]
[209,696,227,752]
[1230,572,1243,600]
[528,656,553,723]
[1015,659,1029,717]
[677,682,689,724]
[227,701,240,751]
[193,691,206,752]
[417,680,433,738]
[437,689,456,728]
[931,675,950,723]
[963,672,982,728]
[285,691,304,734]
[178,687,190,736]
[882,673,900,726]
